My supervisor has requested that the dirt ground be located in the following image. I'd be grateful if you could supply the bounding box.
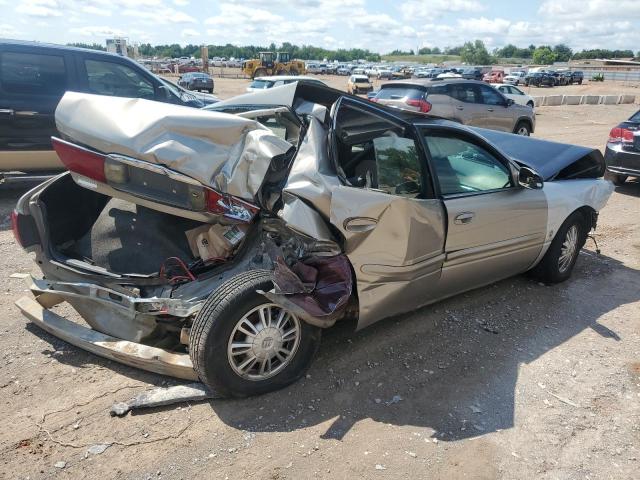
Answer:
[0,87,639,479]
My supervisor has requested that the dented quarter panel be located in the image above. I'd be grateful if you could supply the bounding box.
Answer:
[329,186,446,328]
[530,178,615,264]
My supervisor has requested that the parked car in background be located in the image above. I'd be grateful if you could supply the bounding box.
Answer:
[352,65,367,75]
[177,72,214,93]
[0,39,207,180]
[247,75,326,92]
[569,71,584,85]
[336,65,351,75]
[483,70,505,83]
[160,77,220,106]
[437,71,462,79]
[504,71,526,85]
[376,67,394,79]
[525,72,555,87]
[494,84,535,109]
[348,74,373,94]
[604,109,640,185]
[13,82,612,397]
[306,63,326,74]
[548,71,570,86]
[461,67,483,81]
[373,79,535,135]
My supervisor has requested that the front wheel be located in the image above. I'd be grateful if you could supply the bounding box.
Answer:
[189,270,321,398]
[514,121,531,136]
[530,212,586,284]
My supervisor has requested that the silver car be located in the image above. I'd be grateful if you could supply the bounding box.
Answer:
[13,83,612,397]
[374,79,536,136]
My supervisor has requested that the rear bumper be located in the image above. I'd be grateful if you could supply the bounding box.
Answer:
[605,144,640,176]
[16,295,198,380]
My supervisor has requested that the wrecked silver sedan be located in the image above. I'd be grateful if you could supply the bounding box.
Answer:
[13,82,613,397]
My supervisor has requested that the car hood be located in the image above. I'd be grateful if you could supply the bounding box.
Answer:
[474,128,605,180]
[55,91,293,201]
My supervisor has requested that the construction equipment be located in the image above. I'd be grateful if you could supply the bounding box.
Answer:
[242,51,306,79]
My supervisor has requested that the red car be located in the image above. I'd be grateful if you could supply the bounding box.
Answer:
[483,70,504,83]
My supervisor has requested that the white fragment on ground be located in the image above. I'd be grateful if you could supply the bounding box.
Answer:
[9,273,30,279]
[386,395,402,405]
[469,405,482,413]
[87,444,110,455]
[375,464,386,470]
[54,461,67,469]
[110,382,217,416]
[548,391,580,408]
[406,451,417,458]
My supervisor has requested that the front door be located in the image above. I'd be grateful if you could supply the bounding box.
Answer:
[421,127,547,297]
[329,99,446,328]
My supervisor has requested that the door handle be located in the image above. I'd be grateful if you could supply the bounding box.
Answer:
[487,108,494,112]
[454,212,475,225]
[456,105,464,110]
[343,217,378,233]
[0,109,14,116]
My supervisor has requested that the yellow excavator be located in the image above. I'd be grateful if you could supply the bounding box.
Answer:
[242,52,306,79]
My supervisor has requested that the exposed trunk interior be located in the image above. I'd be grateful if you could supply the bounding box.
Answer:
[40,175,205,275]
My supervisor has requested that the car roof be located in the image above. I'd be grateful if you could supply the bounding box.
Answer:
[0,38,126,59]
[380,78,485,88]
[254,75,318,81]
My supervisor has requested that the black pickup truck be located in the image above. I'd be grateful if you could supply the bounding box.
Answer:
[0,40,207,182]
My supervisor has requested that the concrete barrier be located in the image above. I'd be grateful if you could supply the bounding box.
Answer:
[532,96,544,107]
[545,95,563,106]
[601,95,619,105]
[583,95,600,105]
[620,94,636,104]
[562,95,583,105]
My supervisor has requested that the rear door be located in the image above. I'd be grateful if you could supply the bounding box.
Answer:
[447,82,486,127]
[0,46,75,171]
[477,84,515,132]
[421,126,547,297]
[328,98,446,328]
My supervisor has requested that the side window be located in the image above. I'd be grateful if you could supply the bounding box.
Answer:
[449,84,479,104]
[84,59,155,99]
[428,84,447,96]
[424,134,511,195]
[335,104,424,198]
[0,52,67,96]
[479,85,505,106]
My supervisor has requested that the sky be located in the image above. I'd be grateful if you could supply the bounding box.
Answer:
[1,0,639,54]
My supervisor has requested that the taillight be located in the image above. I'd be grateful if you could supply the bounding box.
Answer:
[608,127,634,144]
[10,210,22,247]
[370,97,378,102]
[52,137,106,182]
[406,98,432,113]
[205,189,259,222]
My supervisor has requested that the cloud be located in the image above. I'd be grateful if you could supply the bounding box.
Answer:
[181,28,200,37]
[69,25,126,37]
[400,0,484,20]
[15,0,62,17]
[538,0,640,19]
[123,7,196,24]
[457,17,511,35]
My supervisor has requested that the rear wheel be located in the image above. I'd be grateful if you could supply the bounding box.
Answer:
[514,121,531,136]
[531,212,586,284]
[605,170,628,186]
[252,68,268,79]
[189,270,321,398]
[289,68,299,76]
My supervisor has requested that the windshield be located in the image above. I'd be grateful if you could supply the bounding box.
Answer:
[354,78,369,83]
[250,80,275,89]
[376,86,424,100]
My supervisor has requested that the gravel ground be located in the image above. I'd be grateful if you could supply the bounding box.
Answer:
[0,91,638,479]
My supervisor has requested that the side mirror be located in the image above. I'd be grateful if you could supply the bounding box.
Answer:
[518,166,543,189]
[506,98,515,107]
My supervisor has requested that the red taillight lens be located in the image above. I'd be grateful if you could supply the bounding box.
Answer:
[406,99,432,113]
[608,127,634,144]
[370,97,379,102]
[205,189,259,222]
[10,210,23,247]
[52,137,106,182]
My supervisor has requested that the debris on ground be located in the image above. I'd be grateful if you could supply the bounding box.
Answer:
[87,444,110,455]
[54,461,67,469]
[110,383,217,416]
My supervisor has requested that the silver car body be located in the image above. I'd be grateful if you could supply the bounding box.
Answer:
[14,81,612,378]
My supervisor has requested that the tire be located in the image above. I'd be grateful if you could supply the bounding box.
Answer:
[252,68,268,79]
[189,270,321,398]
[208,88,213,94]
[514,121,531,136]
[290,68,299,76]
[530,212,587,284]
[605,170,628,186]
[578,80,583,85]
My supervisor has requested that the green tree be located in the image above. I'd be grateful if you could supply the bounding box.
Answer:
[552,44,573,62]
[460,40,492,65]
[66,42,105,51]
[532,46,557,65]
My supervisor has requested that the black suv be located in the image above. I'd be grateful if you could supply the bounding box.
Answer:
[569,71,584,85]
[524,72,555,87]
[0,40,206,180]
